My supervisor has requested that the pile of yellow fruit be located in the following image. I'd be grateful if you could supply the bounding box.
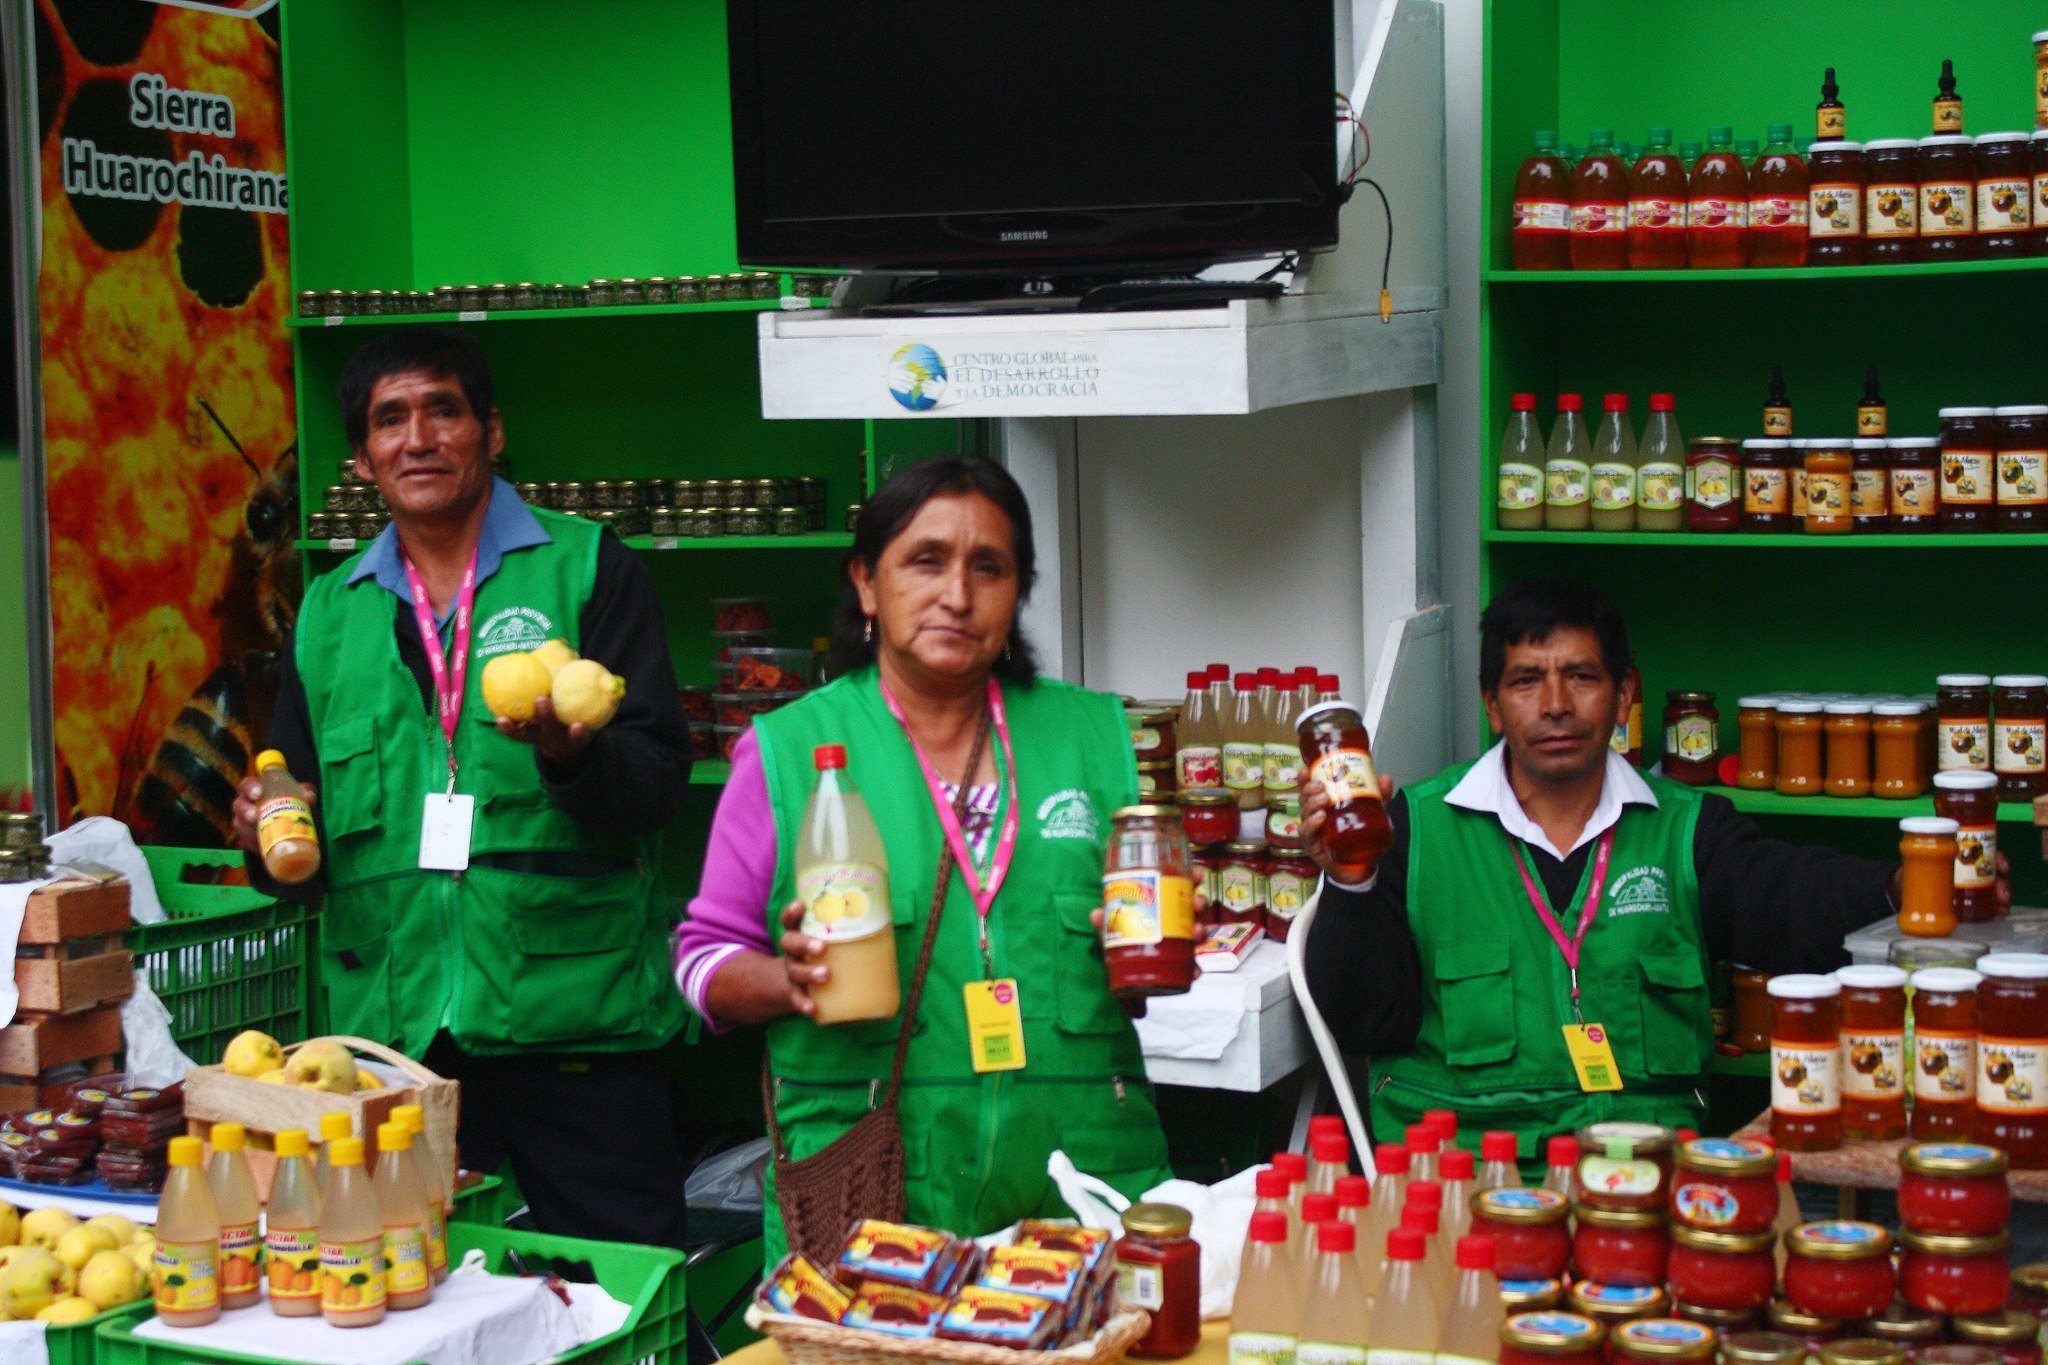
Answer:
[0,1206,153,1322]
[480,639,625,730]
[222,1032,383,1093]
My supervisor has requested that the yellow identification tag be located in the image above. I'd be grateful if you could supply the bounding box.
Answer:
[964,979,1028,1074]
[1563,1023,1624,1092]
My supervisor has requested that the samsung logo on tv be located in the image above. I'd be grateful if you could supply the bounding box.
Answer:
[998,229,1051,242]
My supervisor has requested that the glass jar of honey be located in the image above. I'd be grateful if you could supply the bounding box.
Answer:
[1993,674,2048,803]
[1974,133,2034,259]
[1850,440,1891,530]
[1835,964,1908,1140]
[1822,702,1872,798]
[1807,142,1867,266]
[1888,437,1941,531]
[1872,702,1927,798]
[1863,139,1921,261]
[1934,771,2000,923]
[1939,675,1994,773]
[1974,953,2048,1168]
[1663,693,1720,786]
[1803,443,1854,534]
[1910,967,1982,1140]
[1940,408,1998,532]
[1730,968,1772,1053]
[1774,702,1825,796]
[1769,974,1843,1151]
[1994,405,2048,531]
[1899,816,1960,938]
[1918,135,1980,260]
[1737,697,1778,792]
[1742,440,1795,532]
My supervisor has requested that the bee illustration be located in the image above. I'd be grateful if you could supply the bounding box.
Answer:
[1920,1042,1952,1075]
[1778,1058,1808,1088]
[1851,1041,1884,1074]
[1927,190,1954,217]
[1986,1051,2015,1084]
[1951,730,1978,755]
[1878,190,1905,219]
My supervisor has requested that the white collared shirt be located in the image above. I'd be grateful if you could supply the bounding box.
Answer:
[1444,740,1659,861]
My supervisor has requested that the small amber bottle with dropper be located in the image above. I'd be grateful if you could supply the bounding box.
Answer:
[1817,67,1845,140]
[1858,366,1887,437]
[1764,364,1792,436]
[1934,59,1963,134]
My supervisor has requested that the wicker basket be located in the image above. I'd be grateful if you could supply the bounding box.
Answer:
[743,1305,1154,1365]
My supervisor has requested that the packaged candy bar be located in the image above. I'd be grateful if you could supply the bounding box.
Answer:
[100,1083,181,1117]
[5,1109,57,1136]
[1015,1220,1112,1263]
[980,1246,1086,1305]
[759,1254,852,1323]
[63,1075,122,1116]
[935,1286,1062,1350]
[840,1284,949,1339]
[25,1127,96,1160]
[836,1220,963,1293]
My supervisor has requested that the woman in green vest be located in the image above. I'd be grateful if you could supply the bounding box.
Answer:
[674,457,1173,1264]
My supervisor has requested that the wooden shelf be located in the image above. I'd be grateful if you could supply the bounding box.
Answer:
[1485,530,2048,549]
[1709,785,2038,825]
[1736,1110,2048,1201]
[1485,257,2048,286]
[289,297,825,329]
[296,534,852,553]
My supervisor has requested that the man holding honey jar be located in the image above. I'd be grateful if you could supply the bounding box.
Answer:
[1301,577,1953,1167]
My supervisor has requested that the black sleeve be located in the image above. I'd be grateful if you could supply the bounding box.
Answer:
[1695,792,1897,973]
[1302,792,1425,1056]
[243,630,328,904]
[536,531,692,837]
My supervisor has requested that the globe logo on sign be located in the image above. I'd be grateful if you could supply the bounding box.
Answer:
[886,344,949,411]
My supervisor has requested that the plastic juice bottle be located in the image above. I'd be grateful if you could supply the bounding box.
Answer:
[1272,1151,1310,1225]
[207,1122,263,1310]
[319,1136,388,1328]
[1360,1143,1408,1290]
[1402,1195,1454,1307]
[1627,127,1688,269]
[1225,675,1266,811]
[1589,393,1640,532]
[1933,59,1962,134]
[392,1104,450,1283]
[1543,394,1592,529]
[1299,1219,1372,1365]
[1477,1131,1521,1191]
[1688,127,1750,268]
[373,1121,434,1310]
[1636,393,1686,531]
[1679,141,1702,170]
[1247,1166,1295,1260]
[1497,393,1546,529]
[1569,129,1629,270]
[1299,1192,1340,1277]
[1542,1135,1577,1200]
[1749,125,1810,267]
[1423,1110,1457,1146]
[253,750,320,885]
[1262,668,1301,803]
[266,1128,322,1317]
[1437,1148,1476,1253]
[1176,671,1222,792]
[155,1135,222,1328]
[1404,1126,1441,1186]
[1367,1227,1439,1365]
[1438,1235,1505,1365]
[1763,365,1793,436]
[317,1110,353,1198]
[1858,365,1887,437]
[1307,1132,1350,1198]
[1737,139,1760,166]
[796,744,898,1025]
[1334,1175,1373,1289]
[1511,131,1572,270]
[1817,68,1846,140]
[1293,667,1319,717]
[1231,1210,1302,1365]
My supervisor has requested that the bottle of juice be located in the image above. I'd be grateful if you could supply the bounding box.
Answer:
[1225,674,1266,812]
[1749,125,1810,267]
[1858,365,1887,437]
[1307,1132,1350,1198]
[319,1136,387,1328]
[1438,1235,1505,1365]
[154,1136,222,1328]
[1437,1148,1476,1254]
[1589,393,1639,532]
[1299,1192,1340,1276]
[266,1128,322,1317]
[1569,129,1629,269]
[1688,127,1749,267]
[1334,1175,1373,1287]
[1405,1125,1441,1187]
[1636,394,1685,531]
[373,1121,434,1310]
[1763,364,1793,436]
[1679,141,1702,170]
[1818,68,1846,140]
[1402,1195,1454,1307]
[1299,1220,1372,1365]
[1273,1150,1310,1225]
[392,1104,450,1283]
[1231,1210,1302,1365]
[1248,1166,1294,1251]
[1542,1135,1577,1200]
[1261,668,1301,804]
[1367,1228,1440,1365]
[1292,667,1319,719]
[1359,1144,1408,1299]
[207,1122,263,1310]
[253,750,320,885]
[796,744,898,1025]
[1544,394,1592,529]
[1934,59,1963,134]
[1496,392,1546,529]
[1477,1131,1521,1192]
[1176,672,1222,792]
[1627,127,1688,269]
[1511,131,1572,270]
[1737,139,1761,166]
[317,1110,354,1197]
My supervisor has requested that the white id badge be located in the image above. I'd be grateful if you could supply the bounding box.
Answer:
[419,792,475,871]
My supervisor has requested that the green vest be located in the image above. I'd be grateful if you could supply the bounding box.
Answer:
[1368,758,1713,1170]
[753,669,1173,1264]
[295,509,683,1058]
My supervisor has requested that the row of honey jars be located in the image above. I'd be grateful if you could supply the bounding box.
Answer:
[1689,437,1941,533]
[1936,673,2047,802]
[1735,695,1936,799]
[1802,133,2043,264]
[1939,408,2048,532]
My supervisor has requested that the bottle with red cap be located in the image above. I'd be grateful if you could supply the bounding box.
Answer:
[1438,1235,1505,1365]
[1637,394,1686,532]
[1543,1135,1579,1201]
[1297,1219,1371,1365]
[1589,393,1640,533]
[1438,1148,1477,1253]
[1177,671,1222,793]
[1308,1132,1351,1198]
[1248,1166,1295,1255]
[1405,1124,1442,1187]
[795,743,898,1025]
[1299,1192,1341,1275]
[1422,1110,1459,1145]
[1335,1176,1374,1288]
[1316,675,1341,705]
[1231,1210,1303,1364]
[1369,1227,1441,1363]
[1273,1151,1310,1227]
[1478,1131,1522,1193]
[1359,1144,1410,1299]
[1498,392,1546,530]
[1224,674,1267,811]
[1544,394,1593,530]
[1404,1183,1453,1306]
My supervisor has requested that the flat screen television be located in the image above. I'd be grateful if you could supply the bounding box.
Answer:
[726,1,1340,276]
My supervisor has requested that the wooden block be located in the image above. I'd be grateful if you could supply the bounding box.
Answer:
[18,879,130,944]
[14,949,135,1013]
[0,1007,124,1074]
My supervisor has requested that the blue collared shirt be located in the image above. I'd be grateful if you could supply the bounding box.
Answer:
[347,477,550,633]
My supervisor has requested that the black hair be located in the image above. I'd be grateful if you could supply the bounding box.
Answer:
[1478,576,1631,694]
[831,456,1039,683]
[335,328,495,451]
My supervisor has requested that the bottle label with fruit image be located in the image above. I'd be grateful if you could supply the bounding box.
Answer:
[1638,463,1684,512]
[1101,870,1194,949]
[256,795,314,857]
[1842,1030,1904,1100]
[1750,194,1810,231]
[266,1227,320,1303]
[1627,197,1686,231]
[1808,185,1860,236]
[1513,199,1570,233]
[384,1223,430,1295]
[1915,1032,1976,1102]
[1222,742,1264,792]
[1998,450,2048,506]
[1942,451,1994,505]
[1498,462,1542,510]
[1177,744,1222,790]
[1687,458,1734,509]
[1263,743,1301,791]
[1995,720,2046,775]
[1920,182,1974,236]
[1978,179,2031,231]
[797,863,889,942]
[1688,196,1749,231]
[320,1236,388,1313]
[1591,463,1637,511]
[219,1220,261,1294]
[1546,460,1589,506]
[1569,202,1625,234]
[1865,182,1918,236]
[1667,716,1716,764]
[154,1240,220,1314]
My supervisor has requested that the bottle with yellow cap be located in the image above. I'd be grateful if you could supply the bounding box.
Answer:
[392,1103,450,1283]
[374,1120,434,1310]
[252,750,320,884]
[155,1135,222,1327]
[318,1136,387,1327]
[266,1128,321,1317]
[316,1110,353,1197]
[206,1122,262,1310]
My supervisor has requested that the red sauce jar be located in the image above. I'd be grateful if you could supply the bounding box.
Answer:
[1671,1137,1777,1234]
[1175,789,1236,848]
[1663,693,1721,786]
[1950,1311,2043,1365]
[1101,806,1197,1000]
[1608,1318,1718,1365]
[1475,1187,1573,1281]
[1501,1311,1607,1365]
[1897,1142,2010,1235]
[1576,1122,1676,1213]
[1667,1226,1777,1312]
[1264,852,1316,942]
[1115,1202,1199,1358]
[1572,1207,1671,1289]
[1214,841,1267,929]
[1783,1221,1895,1321]
[1900,1229,2009,1316]
[1568,1280,1668,1338]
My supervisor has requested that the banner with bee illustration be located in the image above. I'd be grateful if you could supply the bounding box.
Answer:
[31,0,296,842]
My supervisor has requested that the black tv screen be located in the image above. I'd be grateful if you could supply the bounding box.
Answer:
[727,1,1340,273]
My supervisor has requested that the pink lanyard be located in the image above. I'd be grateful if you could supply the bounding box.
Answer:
[1509,829,1615,1024]
[880,674,1020,975]
[401,548,478,790]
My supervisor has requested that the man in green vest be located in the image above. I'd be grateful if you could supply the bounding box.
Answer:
[1302,577,1939,1167]
[230,328,694,1246]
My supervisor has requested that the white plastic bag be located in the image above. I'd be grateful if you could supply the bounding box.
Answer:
[120,972,197,1086]
[684,1137,769,1213]
[1044,1151,1264,1319]
[46,817,165,924]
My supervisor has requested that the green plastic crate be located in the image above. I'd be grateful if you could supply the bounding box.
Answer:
[450,1171,520,1228]
[134,847,315,1063]
[93,1223,687,1365]
[45,1299,153,1365]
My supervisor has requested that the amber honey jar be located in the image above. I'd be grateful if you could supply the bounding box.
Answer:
[1774,702,1825,796]
[1873,701,1928,798]
[1934,771,2000,923]
[1769,974,1843,1151]
[1823,702,1872,798]
[1737,697,1778,791]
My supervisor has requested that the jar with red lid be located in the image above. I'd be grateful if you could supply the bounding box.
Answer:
[1934,772,2000,923]
[1501,1311,1607,1365]
[1909,967,1981,1140]
[1898,1142,2009,1234]
[1213,841,1267,928]
[1973,952,2048,1167]
[1950,1310,2043,1365]
[1836,964,1909,1140]
[1766,1301,1844,1358]
[1783,1221,1895,1321]
[1115,1202,1199,1358]
[1576,1123,1676,1212]
[1101,806,1197,1000]
[1899,1229,2009,1316]
[1671,1137,1777,1234]
[1940,408,1998,532]
[1667,1226,1777,1313]
[1663,694,1720,786]
[1175,789,1236,848]
[1572,1207,1670,1289]
[1770,975,1843,1150]
[1475,1187,1573,1281]
[1568,1280,1667,1334]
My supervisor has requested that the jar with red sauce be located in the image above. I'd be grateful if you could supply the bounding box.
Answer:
[1101,806,1196,1000]
[1568,1280,1668,1335]
[1264,852,1316,942]
[1950,1311,2043,1365]
[1783,1221,1896,1321]
[1974,953,2048,1169]
[1501,1311,1607,1365]
[1770,975,1844,1150]
[1475,1186,1573,1281]
[2007,1261,2048,1321]
[1899,1229,2009,1316]
[1609,1318,1718,1365]
[1175,789,1236,848]
[1577,1122,1677,1212]
[1766,1301,1844,1359]
[1668,1226,1777,1313]
[1671,1137,1777,1234]
[1897,1142,2010,1236]
[1214,841,1267,929]
[1573,1207,1671,1288]
[1503,1278,1567,1312]
[1115,1202,1199,1358]
[1836,964,1909,1141]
